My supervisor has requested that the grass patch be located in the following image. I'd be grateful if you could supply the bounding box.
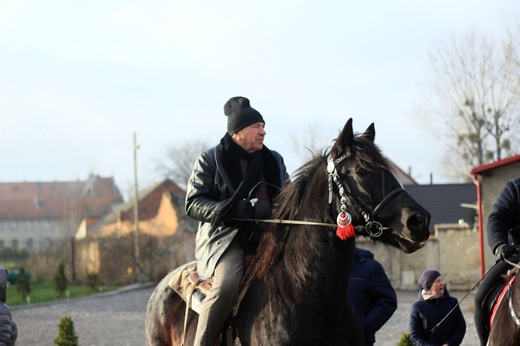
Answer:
[6,283,119,307]
[0,261,18,269]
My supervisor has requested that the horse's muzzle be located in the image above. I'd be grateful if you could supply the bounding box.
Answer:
[406,210,431,242]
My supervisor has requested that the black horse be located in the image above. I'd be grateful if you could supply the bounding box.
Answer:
[145,119,431,345]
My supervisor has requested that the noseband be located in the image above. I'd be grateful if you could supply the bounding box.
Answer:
[327,153,404,238]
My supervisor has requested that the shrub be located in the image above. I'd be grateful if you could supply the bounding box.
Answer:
[397,332,413,346]
[0,247,29,260]
[7,268,31,284]
[85,271,99,290]
[54,263,68,295]
[54,314,78,346]
[16,266,31,303]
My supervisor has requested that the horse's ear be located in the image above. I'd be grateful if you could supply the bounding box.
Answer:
[362,123,376,143]
[332,118,354,157]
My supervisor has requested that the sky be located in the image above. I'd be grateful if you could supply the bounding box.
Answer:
[0,0,518,199]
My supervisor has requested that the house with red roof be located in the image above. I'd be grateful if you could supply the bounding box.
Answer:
[75,178,196,239]
[0,175,123,251]
[73,179,197,284]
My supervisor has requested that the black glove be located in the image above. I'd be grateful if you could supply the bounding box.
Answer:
[233,198,256,220]
[210,199,234,226]
[495,243,515,261]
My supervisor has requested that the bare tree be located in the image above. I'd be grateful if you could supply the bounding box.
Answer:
[505,23,520,70]
[154,140,210,187]
[418,29,520,181]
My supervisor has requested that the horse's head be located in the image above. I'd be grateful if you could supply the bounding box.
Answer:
[329,118,430,253]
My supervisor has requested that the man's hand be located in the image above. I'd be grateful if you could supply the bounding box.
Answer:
[495,243,515,261]
[211,199,233,226]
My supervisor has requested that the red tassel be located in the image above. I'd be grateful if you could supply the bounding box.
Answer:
[336,212,356,240]
[336,223,355,240]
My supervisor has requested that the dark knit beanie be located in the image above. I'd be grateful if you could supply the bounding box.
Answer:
[419,270,441,291]
[224,96,264,135]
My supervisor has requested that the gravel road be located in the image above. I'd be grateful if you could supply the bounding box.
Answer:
[378,290,479,346]
[11,284,153,346]
[11,285,479,345]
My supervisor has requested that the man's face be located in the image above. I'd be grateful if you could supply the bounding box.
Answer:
[232,122,266,153]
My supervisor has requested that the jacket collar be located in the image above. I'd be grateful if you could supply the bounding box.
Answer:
[216,133,283,193]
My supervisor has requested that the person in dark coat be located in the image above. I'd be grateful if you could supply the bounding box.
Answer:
[409,270,466,346]
[348,247,397,346]
[0,268,17,346]
[186,96,289,346]
[474,177,520,346]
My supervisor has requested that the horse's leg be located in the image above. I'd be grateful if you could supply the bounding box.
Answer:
[146,271,199,345]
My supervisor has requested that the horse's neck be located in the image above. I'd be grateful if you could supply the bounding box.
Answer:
[281,231,355,292]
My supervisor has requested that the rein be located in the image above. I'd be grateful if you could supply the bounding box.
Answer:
[504,257,520,270]
[237,217,396,237]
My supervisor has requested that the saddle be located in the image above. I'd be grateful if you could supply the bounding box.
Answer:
[168,256,255,346]
[168,253,255,314]
[168,261,212,313]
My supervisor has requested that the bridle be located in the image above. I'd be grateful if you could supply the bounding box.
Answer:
[326,153,405,238]
[237,153,405,239]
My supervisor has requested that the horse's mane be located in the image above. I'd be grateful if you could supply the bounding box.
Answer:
[243,132,391,283]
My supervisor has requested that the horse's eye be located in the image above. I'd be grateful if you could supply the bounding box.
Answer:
[353,168,368,176]
[336,168,352,178]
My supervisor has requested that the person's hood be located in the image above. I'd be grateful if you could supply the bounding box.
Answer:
[354,247,374,262]
[0,268,7,302]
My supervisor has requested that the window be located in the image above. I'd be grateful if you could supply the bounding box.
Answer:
[11,221,17,232]
[0,240,4,249]
[11,239,18,249]
[43,238,52,250]
[26,238,34,250]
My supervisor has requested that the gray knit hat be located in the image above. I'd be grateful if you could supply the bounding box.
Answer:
[419,270,441,291]
[224,96,264,135]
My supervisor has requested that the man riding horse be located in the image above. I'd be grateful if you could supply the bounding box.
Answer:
[185,96,289,345]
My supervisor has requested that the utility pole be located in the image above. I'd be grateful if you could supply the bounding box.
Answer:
[71,236,76,282]
[133,133,141,282]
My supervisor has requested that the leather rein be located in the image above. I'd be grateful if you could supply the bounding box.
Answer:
[237,153,404,239]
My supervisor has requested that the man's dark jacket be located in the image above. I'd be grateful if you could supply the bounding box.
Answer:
[348,248,397,345]
[487,177,520,253]
[186,135,289,279]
